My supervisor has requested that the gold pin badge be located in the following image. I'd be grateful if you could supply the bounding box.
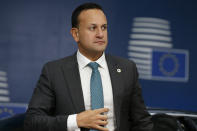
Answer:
[117,68,121,73]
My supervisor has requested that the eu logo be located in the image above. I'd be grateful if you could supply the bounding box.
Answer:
[151,49,189,82]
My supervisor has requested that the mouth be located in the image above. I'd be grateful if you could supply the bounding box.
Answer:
[94,41,105,45]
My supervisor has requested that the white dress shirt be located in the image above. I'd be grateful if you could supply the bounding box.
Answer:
[67,50,115,131]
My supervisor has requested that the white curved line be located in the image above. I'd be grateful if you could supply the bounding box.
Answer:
[131,58,152,65]
[136,65,152,70]
[133,22,170,30]
[131,34,172,42]
[128,46,152,52]
[0,71,7,76]
[0,82,8,88]
[128,52,152,59]
[0,96,10,102]
[0,89,9,95]
[132,28,171,35]
[139,75,152,79]
[138,70,152,75]
[129,40,173,48]
[134,17,170,24]
[0,76,7,82]
[0,103,28,107]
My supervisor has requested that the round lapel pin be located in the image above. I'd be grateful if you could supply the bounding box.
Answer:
[117,68,121,73]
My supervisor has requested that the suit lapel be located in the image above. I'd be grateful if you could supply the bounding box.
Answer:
[61,54,85,113]
[61,53,123,130]
[106,55,124,130]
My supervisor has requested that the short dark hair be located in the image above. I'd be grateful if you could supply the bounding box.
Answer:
[71,3,104,28]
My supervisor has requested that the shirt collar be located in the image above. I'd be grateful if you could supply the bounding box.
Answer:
[77,50,107,70]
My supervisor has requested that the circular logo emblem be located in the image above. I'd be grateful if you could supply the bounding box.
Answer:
[159,53,179,76]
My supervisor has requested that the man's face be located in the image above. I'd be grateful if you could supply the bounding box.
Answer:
[73,9,108,56]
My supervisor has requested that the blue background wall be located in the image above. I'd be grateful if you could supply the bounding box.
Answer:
[0,0,197,112]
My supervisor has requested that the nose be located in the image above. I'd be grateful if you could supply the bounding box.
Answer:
[96,28,104,38]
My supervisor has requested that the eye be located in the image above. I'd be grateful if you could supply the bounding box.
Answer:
[89,26,96,31]
[101,25,107,31]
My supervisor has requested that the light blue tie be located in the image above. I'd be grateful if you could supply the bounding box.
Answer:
[88,62,104,131]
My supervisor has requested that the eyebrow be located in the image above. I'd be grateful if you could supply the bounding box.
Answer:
[89,23,107,26]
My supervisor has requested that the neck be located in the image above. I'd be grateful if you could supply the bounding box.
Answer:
[78,49,103,61]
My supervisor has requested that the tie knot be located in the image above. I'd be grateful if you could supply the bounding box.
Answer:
[88,62,99,70]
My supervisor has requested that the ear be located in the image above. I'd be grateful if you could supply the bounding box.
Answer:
[70,28,79,42]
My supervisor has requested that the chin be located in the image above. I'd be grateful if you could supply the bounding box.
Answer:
[95,48,106,53]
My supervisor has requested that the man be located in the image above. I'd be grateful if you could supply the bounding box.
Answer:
[24,3,153,131]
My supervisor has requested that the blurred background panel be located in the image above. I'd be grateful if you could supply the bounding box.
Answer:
[0,0,197,119]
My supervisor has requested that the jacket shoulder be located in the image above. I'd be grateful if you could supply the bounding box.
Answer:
[44,55,75,67]
[106,54,136,67]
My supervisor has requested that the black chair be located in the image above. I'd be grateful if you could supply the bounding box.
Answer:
[0,113,25,131]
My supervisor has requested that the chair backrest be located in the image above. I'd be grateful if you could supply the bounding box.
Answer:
[151,113,183,131]
[0,113,25,131]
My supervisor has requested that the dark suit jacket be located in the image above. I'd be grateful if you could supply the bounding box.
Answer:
[24,53,153,131]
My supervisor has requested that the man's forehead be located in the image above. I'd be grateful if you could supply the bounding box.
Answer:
[80,9,105,16]
[78,9,107,23]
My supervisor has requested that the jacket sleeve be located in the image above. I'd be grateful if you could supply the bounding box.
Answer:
[24,64,68,131]
[129,64,153,131]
